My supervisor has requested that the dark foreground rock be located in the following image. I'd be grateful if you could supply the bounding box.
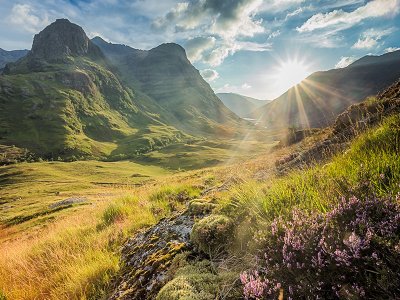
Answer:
[109,213,195,300]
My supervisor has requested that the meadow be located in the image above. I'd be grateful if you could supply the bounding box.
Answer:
[0,107,399,299]
[0,135,276,299]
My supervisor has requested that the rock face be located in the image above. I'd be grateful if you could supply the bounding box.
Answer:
[109,213,195,300]
[29,19,103,62]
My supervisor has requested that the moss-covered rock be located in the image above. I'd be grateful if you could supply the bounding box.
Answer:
[187,199,216,216]
[156,258,239,300]
[109,214,195,300]
[190,214,234,256]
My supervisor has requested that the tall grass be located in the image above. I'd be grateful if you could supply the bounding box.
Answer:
[224,115,400,222]
[0,181,202,299]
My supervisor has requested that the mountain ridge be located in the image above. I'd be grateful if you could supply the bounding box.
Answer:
[0,48,28,70]
[251,50,400,129]
[0,19,245,160]
[92,36,244,137]
[216,92,268,118]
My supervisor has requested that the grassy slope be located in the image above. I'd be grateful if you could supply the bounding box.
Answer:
[0,56,193,159]
[0,95,398,299]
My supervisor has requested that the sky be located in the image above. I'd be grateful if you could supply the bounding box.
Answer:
[0,0,399,99]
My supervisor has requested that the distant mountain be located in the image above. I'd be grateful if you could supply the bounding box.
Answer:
[0,19,244,160]
[0,19,190,159]
[0,48,28,69]
[92,37,243,136]
[216,93,268,118]
[252,50,400,129]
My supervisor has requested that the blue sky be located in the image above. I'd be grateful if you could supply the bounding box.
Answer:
[0,0,399,99]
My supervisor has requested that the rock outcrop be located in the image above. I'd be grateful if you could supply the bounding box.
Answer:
[29,19,103,62]
[109,213,195,300]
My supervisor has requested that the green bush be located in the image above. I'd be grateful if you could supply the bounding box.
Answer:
[157,258,238,300]
[187,199,216,216]
[0,291,6,300]
[150,185,201,203]
[190,214,234,257]
[101,203,129,226]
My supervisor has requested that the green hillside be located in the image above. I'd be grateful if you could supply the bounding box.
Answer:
[1,20,248,160]
[92,37,245,137]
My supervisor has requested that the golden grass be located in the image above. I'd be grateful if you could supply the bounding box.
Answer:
[0,137,292,299]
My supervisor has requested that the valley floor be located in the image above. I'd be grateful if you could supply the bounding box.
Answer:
[0,97,399,299]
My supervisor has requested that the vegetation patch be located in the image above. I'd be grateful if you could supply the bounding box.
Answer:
[190,214,234,257]
[241,196,400,299]
[157,256,239,300]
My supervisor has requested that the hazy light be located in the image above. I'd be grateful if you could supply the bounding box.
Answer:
[275,59,311,90]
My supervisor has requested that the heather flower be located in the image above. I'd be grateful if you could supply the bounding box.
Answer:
[242,196,400,299]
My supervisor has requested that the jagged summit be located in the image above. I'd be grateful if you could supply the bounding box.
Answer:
[29,18,103,62]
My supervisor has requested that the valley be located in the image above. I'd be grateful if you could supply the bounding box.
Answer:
[0,4,400,299]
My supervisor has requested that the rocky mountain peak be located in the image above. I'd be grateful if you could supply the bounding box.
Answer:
[29,18,102,62]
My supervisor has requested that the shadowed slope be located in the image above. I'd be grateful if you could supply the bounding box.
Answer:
[253,50,400,129]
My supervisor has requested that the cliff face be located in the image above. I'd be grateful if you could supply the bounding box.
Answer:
[29,19,103,62]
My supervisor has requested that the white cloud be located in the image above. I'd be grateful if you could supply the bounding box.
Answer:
[286,7,304,19]
[335,56,357,68]
[185,36,216,62]
[152,0,266,66]
[268,30,281,39]
[352,27,395,49]
[297,0,400,33]
[235,41,272,52]
[201,39,271,67]
[200,69,219,82]
[203,42,239,66]
[385,46,400,52]
[260,0,306,12]
[8,4,50,33]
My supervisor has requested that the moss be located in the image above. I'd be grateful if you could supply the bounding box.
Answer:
[156,258,239,300]
[187,199,217,216]
[190,214,234,256]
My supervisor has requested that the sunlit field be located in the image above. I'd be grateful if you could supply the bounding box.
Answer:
[1,0,400,298]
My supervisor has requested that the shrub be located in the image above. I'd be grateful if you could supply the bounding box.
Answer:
[157,257,239,300]
[101,203,129,226]
[150,185,201,203]
[191,214,234,257]
[241,195,400,299]
[188,199,216,216]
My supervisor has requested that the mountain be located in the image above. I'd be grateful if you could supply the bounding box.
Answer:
[92,37,243,136]
[0,19,244,160]
[216,93,268,118]
[0,19,191,159]
[0,48,28,69]
[252,50,400,129]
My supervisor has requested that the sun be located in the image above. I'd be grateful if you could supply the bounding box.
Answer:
[274,58,311,94]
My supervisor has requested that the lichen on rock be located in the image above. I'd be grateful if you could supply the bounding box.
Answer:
[109,213,195,300]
